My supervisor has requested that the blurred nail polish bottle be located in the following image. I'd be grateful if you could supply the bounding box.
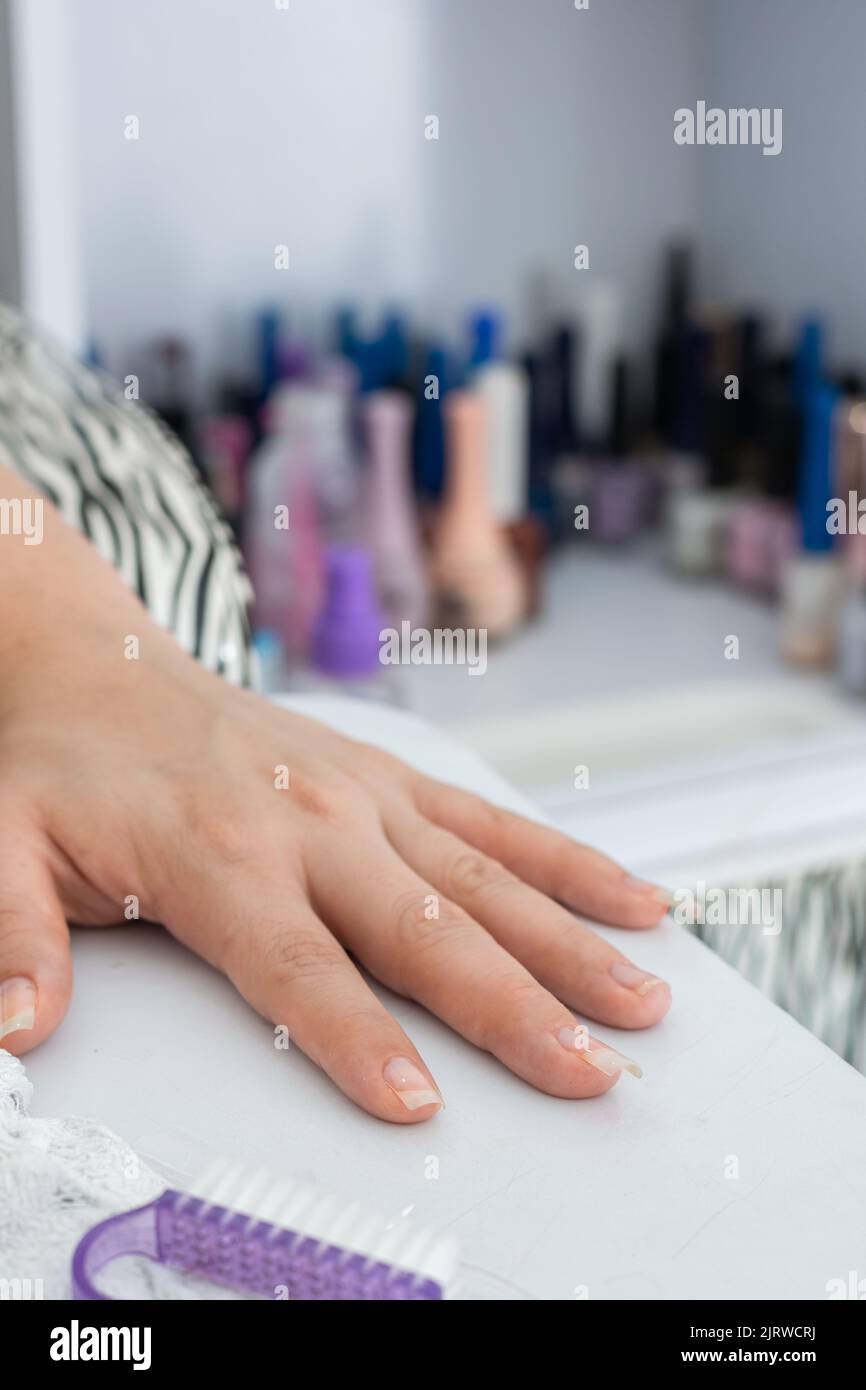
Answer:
[733,314,765,450]
[653,243,692,440]
[835,399,866,693]
[151,335,195,456]
[379,311,411,391]
[335,305,358,359]
[305,546,402,704]
[308,374,360,545]
[506,514,548,619]
[277,338,313,385]
[544,324,595,540]
[343,311,396,396]
[414,345,451,502]
[667,485,738,576]
[198,414,253,529]
[551,282,622,535]
[432,390,526,638]
[793,318,823,404]
[590,356,649,543]
[467,308,502,371]
[781,382,843,668]
[576,279,622,446]
[257,307,283,402]
[726,355,800,594]
[474,357,546,610]
[475,358,530,526]
[247,385,323,659]
[522,348,557,541]
[549,325,581,458]
[363,390,429,629]
[838,539,866,695]
[726,497,797,595]
[666,323,741,575]
[647,245,711,525]
[251,627,288,695]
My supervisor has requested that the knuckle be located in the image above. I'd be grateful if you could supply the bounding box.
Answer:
[391,889,470,959]
[195,811,257,866]
[477,799,515,837]
[477,972,544,1047]
[285,772,349,827]
[261,927,344,987]
[0,903,60,947]
[347,743,406,782]
[0,914,33,954]
[550,837,577,899]
[449,849,513,901]
[329,1005,390,1049]
[498,972,546,1011]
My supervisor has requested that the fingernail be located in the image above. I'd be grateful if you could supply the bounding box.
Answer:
[624,874,674,908]
[610,961,667,997]
[383,1057,443,1112]
[0,977,37,1042]
[555,1025,643,1078]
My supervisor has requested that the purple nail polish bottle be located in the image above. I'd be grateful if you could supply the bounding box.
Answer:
[311,545,388,679]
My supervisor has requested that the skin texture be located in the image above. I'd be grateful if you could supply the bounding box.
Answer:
[0,460,672,1120]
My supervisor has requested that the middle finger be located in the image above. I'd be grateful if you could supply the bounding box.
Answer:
[386,812,672,1030]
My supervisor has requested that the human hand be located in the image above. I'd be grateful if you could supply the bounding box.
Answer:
[0,466,672,1121]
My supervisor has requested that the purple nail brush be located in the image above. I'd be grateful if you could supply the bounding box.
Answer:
[72,1158,457,1301]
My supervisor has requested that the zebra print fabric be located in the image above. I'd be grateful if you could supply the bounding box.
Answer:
[0,303,253,685]
[691,857,866,1074]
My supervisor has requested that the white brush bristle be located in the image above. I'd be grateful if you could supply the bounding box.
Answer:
[187,1156,459,1290]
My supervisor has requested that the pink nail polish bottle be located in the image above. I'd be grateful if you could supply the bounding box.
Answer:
[431,390,527,637]
[362,390,429,629]
[247,386,323,659]
[727,499,797,593]
[199,415,253,523]
[590,356,650,543]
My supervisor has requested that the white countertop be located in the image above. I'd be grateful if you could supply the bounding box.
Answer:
[24,696,866,1301]
[397,541,811,724]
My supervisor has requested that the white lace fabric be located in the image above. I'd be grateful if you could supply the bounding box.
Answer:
[0,1049,233,1299]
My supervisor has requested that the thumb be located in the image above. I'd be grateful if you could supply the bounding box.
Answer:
[0,819,72,1054]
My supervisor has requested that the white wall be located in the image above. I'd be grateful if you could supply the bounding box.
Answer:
[420,0,701,353]
[15,1,866,383]
[63,0,701,382]
[9,0,85,350]
[0,1,20,306]
[70,0,433,384]
[698,0,866,369]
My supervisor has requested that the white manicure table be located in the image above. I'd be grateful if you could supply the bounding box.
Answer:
[26,696,866,1301]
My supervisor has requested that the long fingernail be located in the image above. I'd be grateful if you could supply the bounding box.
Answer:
[383,1057,443,1112]
[624,874,674,908]
[0,977,37,1042]
[610,961,668,996]
[555,1025,643,1078]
